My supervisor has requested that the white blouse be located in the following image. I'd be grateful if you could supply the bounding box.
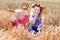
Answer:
[29,15,44,24]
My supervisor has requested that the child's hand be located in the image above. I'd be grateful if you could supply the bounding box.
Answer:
[8,21,13,29]
[29,16,36,25]
[34,13,38,18]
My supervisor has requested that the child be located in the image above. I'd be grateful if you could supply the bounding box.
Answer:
[9,2,29,29]
[9,9,23,27]
[28,3,46,34]
[21,2,29,29]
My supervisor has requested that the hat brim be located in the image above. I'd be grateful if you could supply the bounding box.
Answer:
[8,9,15,12]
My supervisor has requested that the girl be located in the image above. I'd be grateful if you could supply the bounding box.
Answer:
[9,9,24,28]
[21,2,29,29]
[9,2,29,29]
[28,3,46,34]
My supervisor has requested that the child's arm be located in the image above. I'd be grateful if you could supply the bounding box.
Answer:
[8,20,13,29]
[38,15,44,27]
[29,16,36,25]
[9,15,15,28]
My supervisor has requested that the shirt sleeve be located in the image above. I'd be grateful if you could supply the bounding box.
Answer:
[14,9,22,14]
[11,14,15,22]
[11,9,21,22]
[15,9,21,13]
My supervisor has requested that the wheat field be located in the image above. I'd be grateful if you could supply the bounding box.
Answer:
[0,0,60,40]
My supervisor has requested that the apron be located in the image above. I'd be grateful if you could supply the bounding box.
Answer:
[28,16,42,34]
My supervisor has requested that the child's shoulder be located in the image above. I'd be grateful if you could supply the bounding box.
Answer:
[14,9,23,14]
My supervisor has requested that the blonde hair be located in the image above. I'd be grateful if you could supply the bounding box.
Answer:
[21,2,29,10]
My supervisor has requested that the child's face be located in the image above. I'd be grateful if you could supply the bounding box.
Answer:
[33,6,40,16]
[22,4,28,10]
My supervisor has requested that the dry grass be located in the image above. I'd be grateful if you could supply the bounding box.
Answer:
[0,25,60,40]
[0,0,60,40]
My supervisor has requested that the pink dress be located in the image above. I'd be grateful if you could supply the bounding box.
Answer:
[23,14,28,28]
[11,14,28,28]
